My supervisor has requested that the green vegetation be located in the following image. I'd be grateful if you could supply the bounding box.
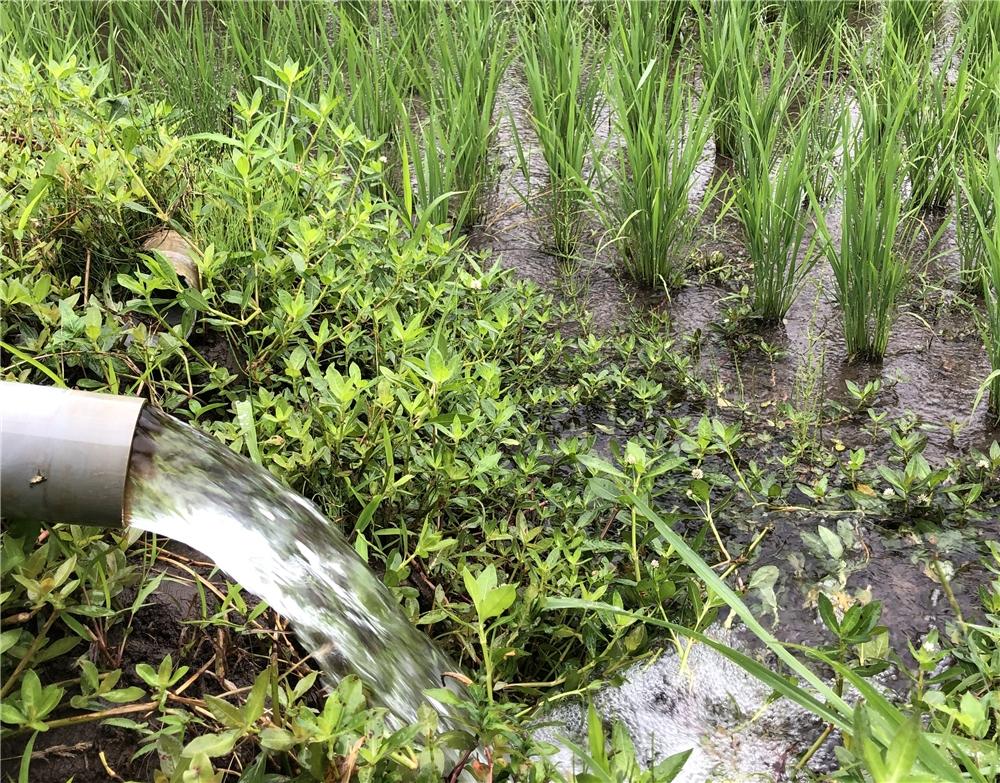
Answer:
[597,4,713,288]
[519,0,601,260]
[3,2,1000,782]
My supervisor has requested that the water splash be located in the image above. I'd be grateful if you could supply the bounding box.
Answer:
[125,407,459,727]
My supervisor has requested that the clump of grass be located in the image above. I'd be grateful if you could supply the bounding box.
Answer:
[784,0,848,66]
[899,41,969,211]
[887,0,941,49]
[803,64,846,202]
[956,149,999,289]
[813,71,915,361]
[339,8,409,144]
[519,0,601,259]
[961,140,1000,420]
[598,7,714,288]
[734,104,819,323]
[696,0,758,159]
[418,0,511,230]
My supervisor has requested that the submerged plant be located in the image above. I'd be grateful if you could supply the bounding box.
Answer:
[520,0,601,259]
[598,6,714,288]
[814,73,914,361]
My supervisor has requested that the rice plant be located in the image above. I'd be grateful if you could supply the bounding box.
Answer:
[339,8,408,144]
[961,0,1000,67]
[956,149,999,289]
[419,0,511,230]
[960,140,1000,420]
[803,64,846,202]
[696,0,758,159]
[887,0,941,49]
[899,37,969,211]
[813,72,915,361]
[519,0,601,259]
[599,14,714,288]
[784,0,848,66]
[734,102,819,323]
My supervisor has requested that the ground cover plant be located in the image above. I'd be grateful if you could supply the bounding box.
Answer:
[2,2,1000,783]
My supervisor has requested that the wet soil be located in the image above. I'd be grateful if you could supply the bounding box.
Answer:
[470,24,999,662]
[0,542,310,783]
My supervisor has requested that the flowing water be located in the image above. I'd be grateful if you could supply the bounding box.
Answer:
[124,406,460,728]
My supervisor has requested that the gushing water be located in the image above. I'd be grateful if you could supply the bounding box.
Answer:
[125,407,459,727]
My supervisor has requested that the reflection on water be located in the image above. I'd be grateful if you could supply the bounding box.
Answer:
[125,406,459,727]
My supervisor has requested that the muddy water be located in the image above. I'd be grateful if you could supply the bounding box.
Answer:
[470,20,997,670]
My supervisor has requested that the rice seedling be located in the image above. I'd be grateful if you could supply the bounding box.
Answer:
[887,0,941,49]
[734,101,818,323]
[803,63,847,202]
[696,0,758,159]
[784,0,848,66]
[959,139,1000,420]
[338,8,408,144]
[956,148,998,289]
[519,0,602,259]
[899,39,970,211]
[417,0,511,230]
[599,13,714,288]
[961,0,1000,67]
[812,70,916,361]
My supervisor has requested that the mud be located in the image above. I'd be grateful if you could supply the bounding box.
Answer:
[471,23,999,666]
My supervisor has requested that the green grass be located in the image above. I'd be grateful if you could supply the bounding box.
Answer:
[519,0,602,260]
[410,0,511,231]
[960,140,1000,420]
[813,64,915,361]
[957,149,999,289]
[696,0,758,159]
[596,3,713,288]
[734,103,818,323]
[784,0,848,66]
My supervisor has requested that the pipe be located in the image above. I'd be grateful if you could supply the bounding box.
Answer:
[0,382,146,528]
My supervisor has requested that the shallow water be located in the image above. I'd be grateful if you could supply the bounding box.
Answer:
[125,406,460,728]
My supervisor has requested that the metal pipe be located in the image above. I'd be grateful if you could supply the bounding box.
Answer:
[0,382,146,528]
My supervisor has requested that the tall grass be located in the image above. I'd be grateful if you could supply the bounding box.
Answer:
[418,0,511,230]
[813,69,915,361]
[963,141,1000,421]
[339,9,409,144]
[519,0,601,259]
[803,61,846,202]
[891,33,969,211]
[599,6,714,288]
[956,149,998,289]
[735,105,818,323]
[887,0,941,48]
[784,0,848,66]
[696,0,758,159]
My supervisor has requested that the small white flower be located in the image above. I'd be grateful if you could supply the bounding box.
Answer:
[469,278,482,290]
[649,559,660,568]
[917,494,932,505]
[691,467,704,480]
[977,458,991,469]
[882,487,896,498]
[378,154,388,163]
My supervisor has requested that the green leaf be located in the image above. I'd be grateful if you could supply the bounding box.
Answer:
[480,584,516,621]
[182,729,239,758]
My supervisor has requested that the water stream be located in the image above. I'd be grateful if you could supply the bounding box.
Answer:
[124,406,459,728]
